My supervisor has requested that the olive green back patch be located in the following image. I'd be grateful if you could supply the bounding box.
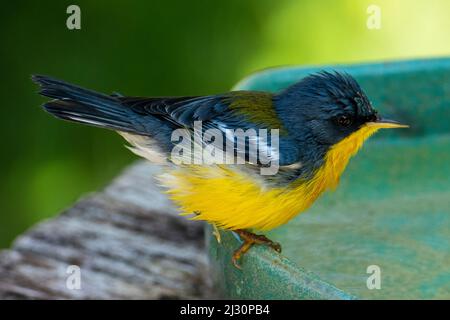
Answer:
[224,91,287,134]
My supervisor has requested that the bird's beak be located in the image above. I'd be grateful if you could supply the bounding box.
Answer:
[366,118,409,129]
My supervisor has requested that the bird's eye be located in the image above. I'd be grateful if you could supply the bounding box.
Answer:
[337,115,352,127]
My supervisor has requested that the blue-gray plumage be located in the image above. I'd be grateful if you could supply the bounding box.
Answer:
[32,71,389,183]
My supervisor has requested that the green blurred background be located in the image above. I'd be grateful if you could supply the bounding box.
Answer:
[1,0,450,248]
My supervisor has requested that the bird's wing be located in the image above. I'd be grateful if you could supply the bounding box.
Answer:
[32,75,299,167]
[118,91,300,166]
[119,95,225,127]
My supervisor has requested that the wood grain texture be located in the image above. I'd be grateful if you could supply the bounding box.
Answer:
[0,161,214,299]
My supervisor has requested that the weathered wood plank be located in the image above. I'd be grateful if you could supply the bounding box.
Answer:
[0,161,214,299]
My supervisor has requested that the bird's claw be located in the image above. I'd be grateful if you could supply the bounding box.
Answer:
[231,255,243,270]
[212,224,221,244]
[231,229,282,269]
[270,241,282,253]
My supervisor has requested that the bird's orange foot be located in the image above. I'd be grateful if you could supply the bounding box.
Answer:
[231,229,282,269]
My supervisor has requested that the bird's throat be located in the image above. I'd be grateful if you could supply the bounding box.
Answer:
[313,124,381,191]
[275,124,381,226]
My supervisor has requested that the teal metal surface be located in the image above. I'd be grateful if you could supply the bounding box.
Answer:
[208,58,450,299]
[207,227,354,299]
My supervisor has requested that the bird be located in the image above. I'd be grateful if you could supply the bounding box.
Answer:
[32,71,408,268]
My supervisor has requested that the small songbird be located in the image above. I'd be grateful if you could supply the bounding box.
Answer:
[33,71,407,268]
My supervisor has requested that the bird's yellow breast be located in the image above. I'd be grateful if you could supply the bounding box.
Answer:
[161,125,380,231]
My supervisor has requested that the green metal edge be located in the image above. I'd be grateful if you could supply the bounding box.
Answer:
[207,226,355,300]
[233,57,450,91]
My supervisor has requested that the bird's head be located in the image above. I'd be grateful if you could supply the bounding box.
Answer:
[278,70,408,148]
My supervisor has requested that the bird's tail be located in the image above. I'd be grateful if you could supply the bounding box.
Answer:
[32,75,141,134]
